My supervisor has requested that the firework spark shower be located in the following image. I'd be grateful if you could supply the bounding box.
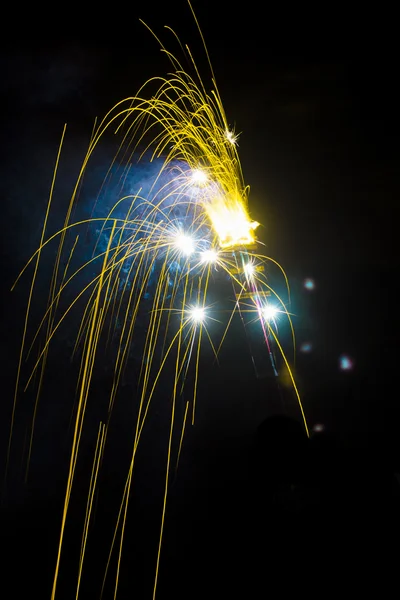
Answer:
[7,4,308,599]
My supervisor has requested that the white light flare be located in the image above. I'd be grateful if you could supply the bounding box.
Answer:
[244,262,255,278]
[225,129,238,145]
[191,168,208,186]
[174,233,195,256]
[261,305,279,322]
[200,249,219,264]
[188,306,206,324]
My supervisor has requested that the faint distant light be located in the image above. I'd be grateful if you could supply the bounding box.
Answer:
[304,278,315,291]
[300,342,312,353]
[313,423,325,433]
[339,355,353,371]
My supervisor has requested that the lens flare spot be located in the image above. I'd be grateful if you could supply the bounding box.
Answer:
[304,278,315,291]
[300,342,312,353]
[339,355,353,371]
[313,423,325,433]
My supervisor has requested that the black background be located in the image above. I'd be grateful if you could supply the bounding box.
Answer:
[1,2,399,598]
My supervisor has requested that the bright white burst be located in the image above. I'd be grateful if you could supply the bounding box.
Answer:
[262,305,279,321]
[200,249,218,263]
[225,129,238,145]
[189,306,206,323]
[191,168,208,186]
[174,233,195,256]
[244,262,255,278]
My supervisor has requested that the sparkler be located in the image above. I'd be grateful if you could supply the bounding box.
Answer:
[8,4,309,599]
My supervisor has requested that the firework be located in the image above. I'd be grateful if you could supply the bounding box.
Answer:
[8,5,309,599]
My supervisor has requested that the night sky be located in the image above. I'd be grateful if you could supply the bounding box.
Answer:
[1,3,399,599]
